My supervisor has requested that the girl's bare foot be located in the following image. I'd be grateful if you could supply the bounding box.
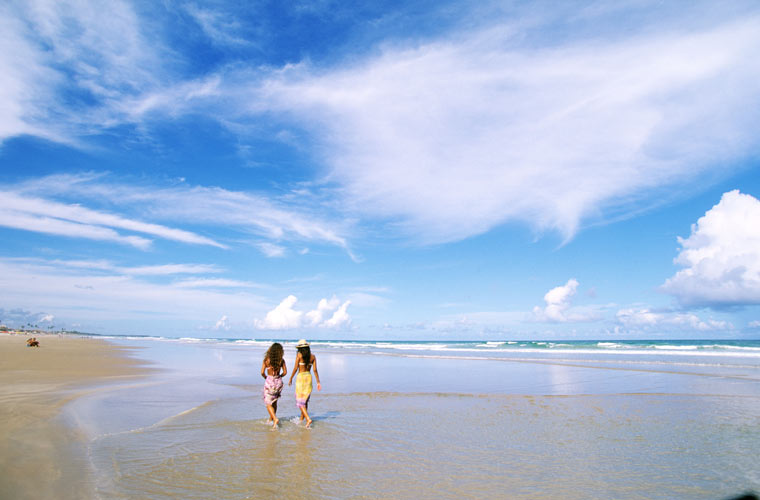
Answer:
[272,418,279,428]
[305,419,312,428]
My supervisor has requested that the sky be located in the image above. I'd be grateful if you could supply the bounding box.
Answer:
[1,0,759,340]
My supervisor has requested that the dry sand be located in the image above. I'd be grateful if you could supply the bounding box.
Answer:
[0,334,149,500]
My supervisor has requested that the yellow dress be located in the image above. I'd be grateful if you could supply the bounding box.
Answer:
[295,371,312,408]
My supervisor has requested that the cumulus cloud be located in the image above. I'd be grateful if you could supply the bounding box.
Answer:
[661,190,760,307]
[616,308,732,331]
[254,295,303,330]
[255,295,352,330]
[533,279,598,322]
[214,315,230,331]
[322,299,352,328]
[305,296,340,326]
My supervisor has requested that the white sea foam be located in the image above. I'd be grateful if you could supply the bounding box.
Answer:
[233,339,271,346]
[654,345,698,350]
[480,341,507,348]
[99,335,760,361]
[713,344,760,351]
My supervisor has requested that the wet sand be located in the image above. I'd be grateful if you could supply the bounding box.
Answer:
[2,336,759,499]
[70,340,760,499]
[0,334,148,500]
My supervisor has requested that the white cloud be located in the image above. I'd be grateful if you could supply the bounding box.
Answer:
[254,295,303,330]
[123,264,223,276]
[213,315,230,331]
[616,308,732,332]
[533,279,598,322]
[173,278,262,289]
[0,191,225,249]
[0,0,163,144]
[323,300,351,328]
[0,4,57,141]
[184,4,255,48]
[255,295,352,330]
[661,190,760,307]
[0,207,152,249]
[305,296,340,326]
[6,259,223,277]
[249,15,760,244]
[3,3,759,250]
[11,174,353,256]
[0,308,54,326]
[749,320,760,328]
[0,257,269,324]
[257,242,286,258]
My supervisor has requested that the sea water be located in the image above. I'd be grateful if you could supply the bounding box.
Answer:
[63,337,760,499]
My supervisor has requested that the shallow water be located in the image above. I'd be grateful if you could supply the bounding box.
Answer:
[65,340,760,499]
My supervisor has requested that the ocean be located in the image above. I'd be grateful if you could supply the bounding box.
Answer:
[63,337,760,499]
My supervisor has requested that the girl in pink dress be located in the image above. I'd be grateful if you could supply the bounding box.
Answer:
[261,343,287,428]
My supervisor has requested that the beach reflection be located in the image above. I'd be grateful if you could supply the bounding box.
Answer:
[73,340,760,499]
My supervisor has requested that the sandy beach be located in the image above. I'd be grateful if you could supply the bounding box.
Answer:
[1,336,758,499]
[0,334,149,500]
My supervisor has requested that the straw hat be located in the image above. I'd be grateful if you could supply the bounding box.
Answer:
[296,339,309,348]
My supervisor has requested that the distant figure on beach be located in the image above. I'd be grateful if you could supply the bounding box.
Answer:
[261,342,287,428]
[288,339,321,428]
[26,337,39,347]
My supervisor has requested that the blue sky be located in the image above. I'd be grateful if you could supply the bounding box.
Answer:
[1,0,759,339]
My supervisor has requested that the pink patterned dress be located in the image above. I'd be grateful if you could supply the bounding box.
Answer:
[263,375,283,406]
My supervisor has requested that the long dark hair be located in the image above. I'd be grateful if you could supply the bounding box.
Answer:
[297,345,311,366]
[265,343,284,370]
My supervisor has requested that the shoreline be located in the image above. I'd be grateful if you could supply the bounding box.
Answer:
[0,334,151,499]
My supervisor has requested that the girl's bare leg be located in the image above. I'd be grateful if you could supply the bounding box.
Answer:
[301,405,312,428]
[266,404,278,427]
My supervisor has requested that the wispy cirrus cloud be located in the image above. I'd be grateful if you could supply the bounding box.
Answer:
[0,0,164,143]
[0,190,225,249]
[0,257,268,324]
[3,1,759,250]
[8,173,354,257]
[173,278,264,289]
[184,3,259,48]
[249,15,760,243]
[119,7,760,245]
[5,258,223,276]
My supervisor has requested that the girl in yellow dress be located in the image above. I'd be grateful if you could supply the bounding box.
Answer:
[288,339,321,428]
